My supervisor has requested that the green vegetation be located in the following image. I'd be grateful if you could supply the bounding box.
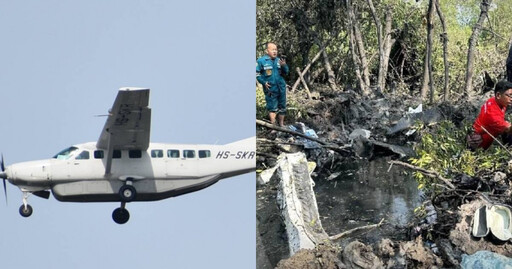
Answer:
[257,0,512,99]
[410,120,510,191]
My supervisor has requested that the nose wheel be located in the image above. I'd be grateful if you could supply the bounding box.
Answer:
[112,202,130,224]
[19,191,33,217]
[19,204,33,217]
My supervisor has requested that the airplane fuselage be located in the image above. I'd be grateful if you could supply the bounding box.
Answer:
[5,137,255,202]
[0,87,255,224]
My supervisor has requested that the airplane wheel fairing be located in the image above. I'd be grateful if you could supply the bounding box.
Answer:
[119,185,136,202]
[112,207,130,224]
[19,204,33,217]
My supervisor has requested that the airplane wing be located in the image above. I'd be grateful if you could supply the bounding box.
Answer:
[97,88,151,174]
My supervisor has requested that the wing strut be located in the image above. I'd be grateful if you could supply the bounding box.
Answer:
[105,131,114,175]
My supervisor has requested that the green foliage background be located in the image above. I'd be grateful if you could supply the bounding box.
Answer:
[257,0,512,98]
[410,120,510,191]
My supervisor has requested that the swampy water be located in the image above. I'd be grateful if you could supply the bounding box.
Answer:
[256,156,424,268]
[315,156,423,244]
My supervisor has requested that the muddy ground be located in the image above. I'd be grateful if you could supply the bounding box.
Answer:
[257,85,512,268]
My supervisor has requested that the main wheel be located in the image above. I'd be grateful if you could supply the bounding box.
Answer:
[112,207,130,224]
[19,204,33,217]
[119,185,136,202]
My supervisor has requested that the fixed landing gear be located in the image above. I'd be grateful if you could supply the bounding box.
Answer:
[19,191,33,217]
[19,204,33,217]
[113,180,136,224]
[112,202,130,224]
[119,185,136,202]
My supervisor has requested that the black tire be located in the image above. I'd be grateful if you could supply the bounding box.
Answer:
[19,204,33,217]
[112,207,130,224]
[119,185,136,202]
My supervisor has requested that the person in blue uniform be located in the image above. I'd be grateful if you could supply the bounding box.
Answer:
[256,42,289,127]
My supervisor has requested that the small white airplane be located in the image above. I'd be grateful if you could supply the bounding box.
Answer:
[0,88,255,224]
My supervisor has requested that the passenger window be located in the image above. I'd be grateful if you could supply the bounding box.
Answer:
[151,150,163,158]
[113,150,121,159]
[199,150,211,158]
[183,150,195,158]
[167,150,180,158]
[76,151,90,160]
[129,150,142,158]
[94,150,104,159]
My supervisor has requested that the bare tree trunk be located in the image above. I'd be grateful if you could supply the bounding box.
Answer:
[367,0,394,93]
[427,0,435,103]
[464,0,491,95]
[348,15,368,96]
[421,52,429,99]
[367,0,382,90]
[321,49,340,91]
[296,67,312,99]
[291,46,325,92]
[435,0,449,102]
[348,2,370,88]
[381,9,395,93]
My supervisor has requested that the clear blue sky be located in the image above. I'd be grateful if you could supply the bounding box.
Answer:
[0,1,255,268]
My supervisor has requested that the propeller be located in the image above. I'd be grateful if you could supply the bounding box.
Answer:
[0,154,7,205]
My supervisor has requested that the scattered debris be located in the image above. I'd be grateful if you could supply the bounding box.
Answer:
[450,200,512,256]
[349,129,371,141]
[342,241,383,269]
[399,236,443,268]
[257,85,509,268]
[275,152,329,255]
[461,250,512,268]
[275,244,344,269]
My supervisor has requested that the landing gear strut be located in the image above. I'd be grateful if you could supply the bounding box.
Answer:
[113,180,136,224]
[112,202,130,224]
[19,191,33,217]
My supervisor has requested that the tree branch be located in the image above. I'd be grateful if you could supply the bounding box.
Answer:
[296,67,312,99]
[388,160,455,189]
[256,120,351,154]
[329,218,385,241]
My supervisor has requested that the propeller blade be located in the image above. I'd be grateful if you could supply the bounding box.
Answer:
[1,154,4,172]
[1,155,6,205]
[2,179,6,205]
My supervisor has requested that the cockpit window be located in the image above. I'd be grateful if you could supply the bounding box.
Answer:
[53,146,79,160]
[76,151,90,160]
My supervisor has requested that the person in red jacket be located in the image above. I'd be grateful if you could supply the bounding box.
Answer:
[471,80,512,149]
